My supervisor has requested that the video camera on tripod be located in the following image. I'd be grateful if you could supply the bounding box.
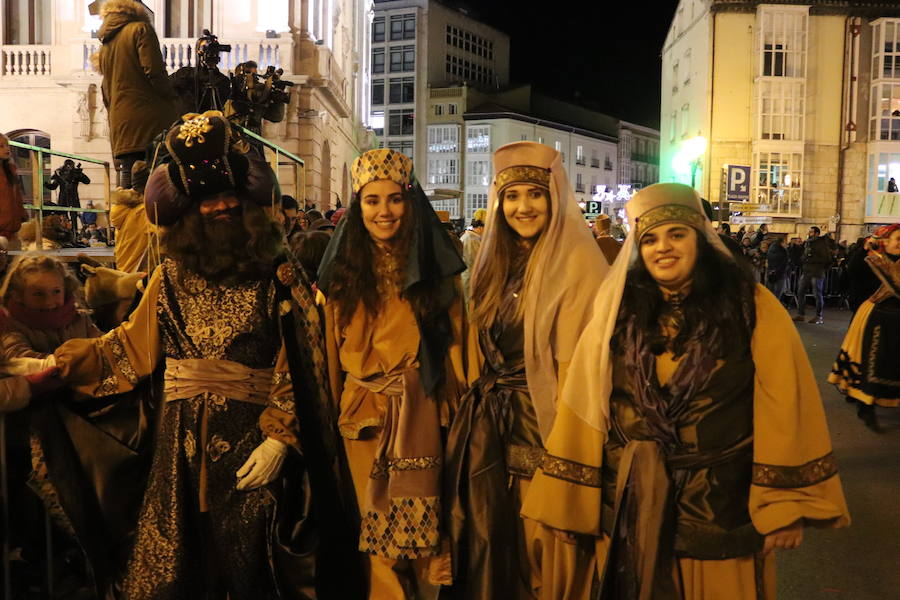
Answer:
[196,29,231,70]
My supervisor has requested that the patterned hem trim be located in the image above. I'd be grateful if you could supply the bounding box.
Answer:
[28,434,76,537]
[539,453,603,488]
[752,452,838,489]
[507,444,544,479]
[339,417,383,440]
[94,353,120,397]
[370,455,441,480]
[359,495,441,560]
[105,328,139,384]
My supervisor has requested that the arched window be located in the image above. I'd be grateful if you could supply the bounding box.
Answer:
[5,129,51,205]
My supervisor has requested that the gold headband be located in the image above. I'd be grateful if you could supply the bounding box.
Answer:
[635,204,707,237]
[495,166,550,195]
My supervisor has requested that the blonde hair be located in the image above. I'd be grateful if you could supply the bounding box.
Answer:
[0,253,83,307]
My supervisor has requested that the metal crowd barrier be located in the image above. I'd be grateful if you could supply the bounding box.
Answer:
[10,139,113,256]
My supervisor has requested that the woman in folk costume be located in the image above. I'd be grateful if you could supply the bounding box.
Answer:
[444,141,609,600]
[316,148,468,599]
[521,183,850,599]
[829,224,900,431]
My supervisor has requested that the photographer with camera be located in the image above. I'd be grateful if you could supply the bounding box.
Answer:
[225,61,293,148]
[44,159,91,236]
[90,0,178,188]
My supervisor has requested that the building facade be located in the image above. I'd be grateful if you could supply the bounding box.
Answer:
[370,0,510,176]
[661,0,900,240]
[0,0,374,210]
[618,121,661,191]
[424,84,626,219]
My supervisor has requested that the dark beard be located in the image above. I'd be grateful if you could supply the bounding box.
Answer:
[164,204,282,286]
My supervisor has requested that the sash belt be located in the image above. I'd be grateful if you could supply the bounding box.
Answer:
[163,358,272,405]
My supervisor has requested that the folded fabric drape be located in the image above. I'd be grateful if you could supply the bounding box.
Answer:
[163,357,272,404]
[347,369,443,560]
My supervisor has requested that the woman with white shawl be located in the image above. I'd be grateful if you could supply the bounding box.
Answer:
[521,183,850,599]
[444,141,609,599]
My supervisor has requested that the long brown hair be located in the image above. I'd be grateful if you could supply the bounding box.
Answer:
[327,188,445,327]
[468,189,551,331]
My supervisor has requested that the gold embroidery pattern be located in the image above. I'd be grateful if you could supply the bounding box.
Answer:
[184,430,196,459]
[374,246,403,298]
[752,452,838,489]
[339,417,384,440]
[370,455,440,480]
[495,166,550,194]
[635,204,706,237]
[507,444,545,478]
[207,435,232,462]
[268,393,295,414]
[177,114,213,147]
[161,262,274,362]
[94,353,120,397]
[27,434,76,537]
[359,495,440,560]
[105,328,139,384]
[540,453,603,488]
[272,371,292,387]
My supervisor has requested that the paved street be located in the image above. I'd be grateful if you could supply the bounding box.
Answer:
[778,308,900,599]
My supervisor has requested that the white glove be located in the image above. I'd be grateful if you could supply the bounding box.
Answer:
[235,437,288,491]
[5,355,57,376]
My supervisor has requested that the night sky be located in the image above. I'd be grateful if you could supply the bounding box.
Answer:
[459,0,681,129]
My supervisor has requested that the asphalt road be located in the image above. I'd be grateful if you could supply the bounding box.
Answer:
[777,307,900,600]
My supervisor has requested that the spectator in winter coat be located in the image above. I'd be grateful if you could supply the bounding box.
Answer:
[0,134,27,250]
[794,226,835,324]
[766,236,789,301]
[91,0,178,188]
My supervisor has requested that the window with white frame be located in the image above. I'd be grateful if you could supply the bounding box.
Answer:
[575,173,584,192]
[466,126,491,153]
[757,8,807,78]
[434,104,444,116]
[465,193,488,221]
[870,82,900,140]
[754,151,803,215]
[449,103,458,115]
[389,14,416,41]
[372,16,386,42]
[759,80,804,140]
[389,46,415,73]
[427,125,459,153]
[466,160,490,186]
[373,48,385,74]
[428,157,459,185]
[871,19,900,80]
[165,0,212,38]
[680,104,689,136]
[576,145,585,165]
[867,152,900,218]
[430,198,459,218]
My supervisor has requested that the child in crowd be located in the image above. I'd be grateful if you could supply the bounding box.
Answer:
[0,253,101,361]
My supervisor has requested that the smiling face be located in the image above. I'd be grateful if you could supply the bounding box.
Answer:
[501,184,550,240]
[360,179,405,243]
[17,270,66,311]
[639,223,699,292]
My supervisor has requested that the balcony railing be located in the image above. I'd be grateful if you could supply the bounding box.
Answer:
[0,45,51,76]
[78,38,293,75]
[575,183,585,193]
[575,157,586,166]
[590,158,600,168]
[431,87,464,98]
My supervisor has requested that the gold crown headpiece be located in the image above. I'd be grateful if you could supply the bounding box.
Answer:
[351,149,413,194]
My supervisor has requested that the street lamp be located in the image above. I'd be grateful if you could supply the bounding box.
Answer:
[671,135,707,190]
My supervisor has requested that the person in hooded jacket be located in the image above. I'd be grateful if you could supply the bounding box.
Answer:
[91,0,179,188]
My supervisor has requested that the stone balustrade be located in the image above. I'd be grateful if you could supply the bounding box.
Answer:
[0,45,52,76]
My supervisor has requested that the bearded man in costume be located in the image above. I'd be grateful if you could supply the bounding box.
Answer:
[45,112,363,599]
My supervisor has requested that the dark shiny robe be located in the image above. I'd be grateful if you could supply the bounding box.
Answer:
[444,290,542,600]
